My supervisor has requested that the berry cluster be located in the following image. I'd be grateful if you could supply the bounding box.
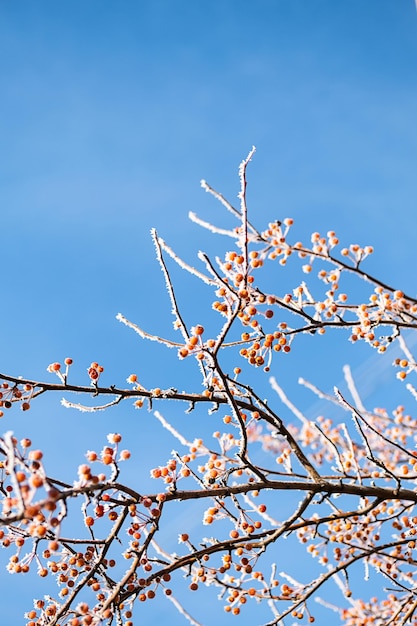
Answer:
[2,152,417,624]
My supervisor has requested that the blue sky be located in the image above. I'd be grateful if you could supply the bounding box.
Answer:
[1,2,417,624]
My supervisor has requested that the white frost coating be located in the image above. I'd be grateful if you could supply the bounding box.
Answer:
[343,364,366,413]
[153,410,191,447]
[269,376,309,426]
[188,211,236,238]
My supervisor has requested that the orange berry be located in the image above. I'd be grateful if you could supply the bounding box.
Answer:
[36,525,47,538]
[29,450,43,461]
[15,471,26,483]
[108,433,122,443]
[30,475,44,488]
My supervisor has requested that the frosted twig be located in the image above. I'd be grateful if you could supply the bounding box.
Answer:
[61,397,123,412]
[151,229,190,343]
[399,334,415,364]
[237,146,256,278]
[196,251,242,353]
[154,411,192,447]
[312,421,345,474]
[299,377,344,407]
[265,567,281,620]
[300,281,315,303]
[406,383,417,402]
[165,591,202,626]
[270,376,309,426]
[157,233,215,286]
[4,432,25,515]
[188,212,236,238]
[200,179,241,219]
[335,388,416,461]
[200,171,261,239]
[116,313,182,347]
[278,571,303,587]
[341,423,362,484]
[314,596,344,613]
[197,251,236,295]
[332,572,351,597]
[343,364,366,413]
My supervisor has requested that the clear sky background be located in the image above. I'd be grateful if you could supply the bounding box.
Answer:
[1,2,417,624]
